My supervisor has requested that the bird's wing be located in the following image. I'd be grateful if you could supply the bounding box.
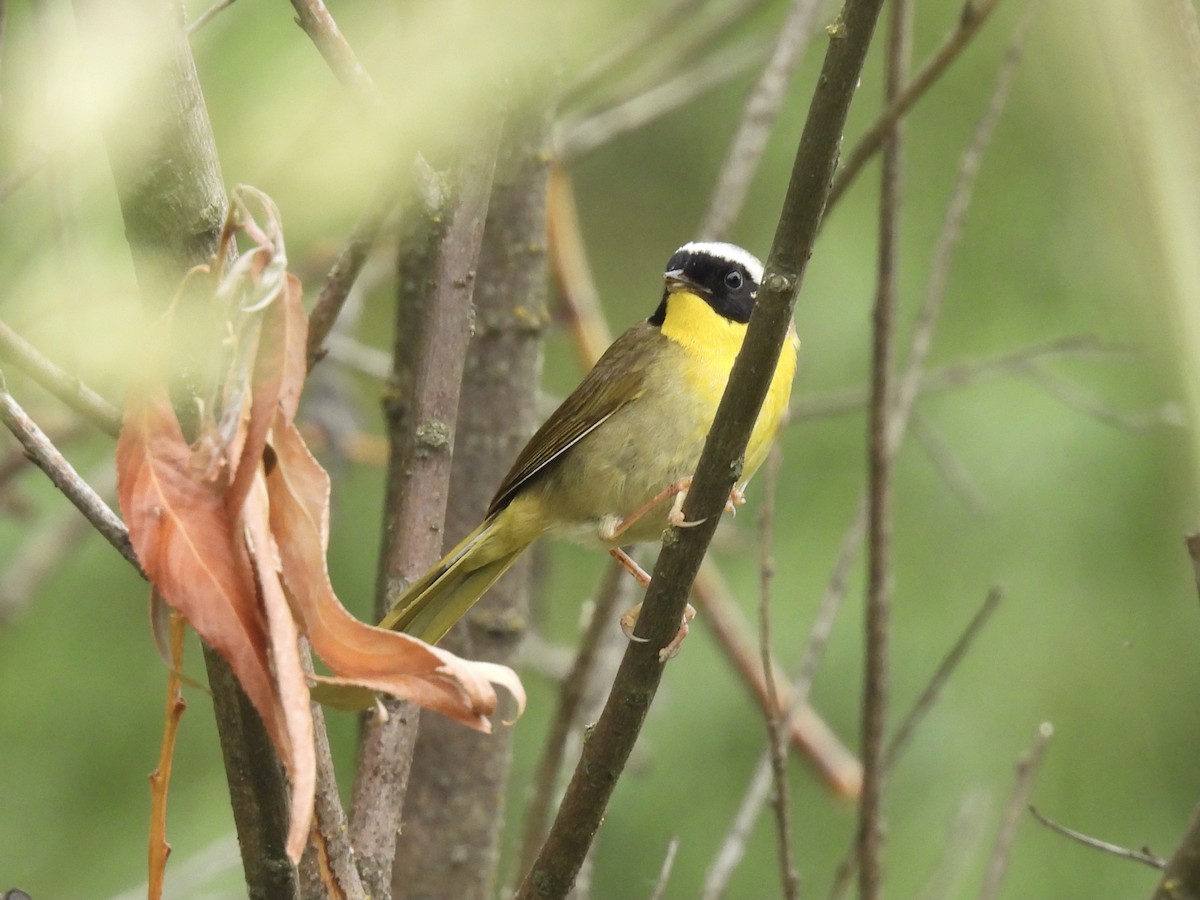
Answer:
[487,321,664,516]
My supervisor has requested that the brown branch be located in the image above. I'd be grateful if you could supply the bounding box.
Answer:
[1029,806,1165,871]
[0,319,123,436]
[757,448,799,900]
[287,0,378,98]
[857,0,911,893]
[827,0,1008,212]
[392,107,547,899]
[979,722,1054,900]
[699,0,826,241]
[516,0,888,893]
[305,190,398,372]
[349,131,500,900]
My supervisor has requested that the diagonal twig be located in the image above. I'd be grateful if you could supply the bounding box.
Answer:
[556,35,769,163]
[0,319,123,436]
[979,722,1054,900]
[699,0,826,240]
[1029,806,1165,870]
[827,0,1009,212]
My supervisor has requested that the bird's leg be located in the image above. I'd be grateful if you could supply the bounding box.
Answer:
[610,547,696,661]
[598,477,696,544]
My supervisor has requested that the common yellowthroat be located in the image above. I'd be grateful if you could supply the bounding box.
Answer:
[379,241,798,652]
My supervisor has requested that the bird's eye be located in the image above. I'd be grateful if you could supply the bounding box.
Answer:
[724,270,744,290]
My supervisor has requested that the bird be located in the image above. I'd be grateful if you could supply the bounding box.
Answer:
[379,241,798,658]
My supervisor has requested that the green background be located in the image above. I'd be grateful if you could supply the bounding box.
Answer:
[0,0,1196,897]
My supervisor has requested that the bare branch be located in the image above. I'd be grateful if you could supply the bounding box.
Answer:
[518,562,636,876]
[699,0,826,240]
[857,0,912,893]
[647,837,681,900]
[0,319,123,436]
[788,336,1132,423]
[827,0,1008,212]
[305,190,398,371]
[350,130,501,899]
[826,589,1005,900]
[887,588,1002,767]
[979,722,1055,900]
[186,0,238,35]
[555,36,768,163]
[757,448,799,900]
[287,0,378,98]
[1029,806,1165,871]
[516,0,888,892]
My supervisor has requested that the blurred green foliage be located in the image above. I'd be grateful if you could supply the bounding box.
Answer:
[0,0,1197,898]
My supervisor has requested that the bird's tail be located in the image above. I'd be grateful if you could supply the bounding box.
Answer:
[377,515,528,645]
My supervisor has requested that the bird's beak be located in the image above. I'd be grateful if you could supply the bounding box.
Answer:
[664,269,709,296]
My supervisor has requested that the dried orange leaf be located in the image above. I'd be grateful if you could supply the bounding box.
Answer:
[265,415,526,730]
[116,389,291,768]
[242,474,314,862]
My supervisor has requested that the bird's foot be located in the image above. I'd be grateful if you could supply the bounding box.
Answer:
[619,600,696,661]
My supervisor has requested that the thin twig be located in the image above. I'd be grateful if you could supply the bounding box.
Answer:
[0,319,123,436]
[556,35,768,163]
[827,589,1005,900]
[517,562,635,876]
[857,0,911,893]
[911,411,987,513]
[699,0,826,240]
[647,837,681,900]
[979,722,1054,900]
[546,166,612,366]
[287,0,378,98]
[0,372,138,570]
[886,588,1002,767]
[1029,806,1165,870]
[917,791,992,900]
[186,0,238,35]
[693,562,863,797]
[305,190,399,371]
[789,335,1131,422]
[516,0,888,893]
[827,0,1008,212]
[147,610,187,900]
[757,448,799,900]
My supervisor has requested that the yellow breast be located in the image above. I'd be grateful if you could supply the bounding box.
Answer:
[660,291,798,486]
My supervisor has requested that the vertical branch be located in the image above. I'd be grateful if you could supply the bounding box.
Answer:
[757,448,799,899]
[348,129,501,899]
[391,103,549,900]
[68,2,300,894]
[858,0,911,895]
[1148,533,1200,899]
